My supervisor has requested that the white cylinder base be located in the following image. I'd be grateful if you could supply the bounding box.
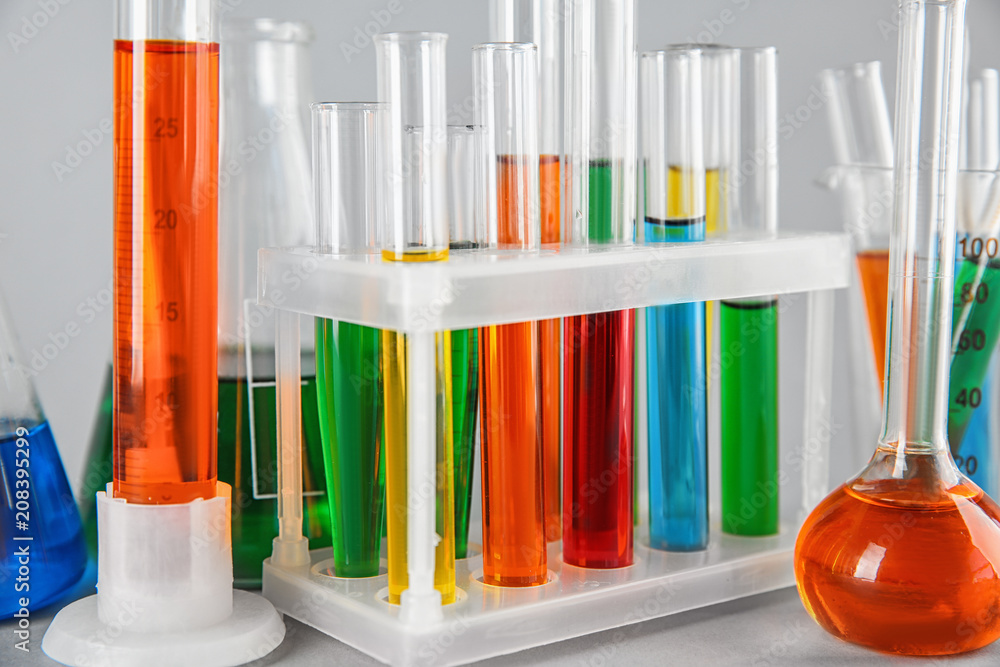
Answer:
[42,483,285,666]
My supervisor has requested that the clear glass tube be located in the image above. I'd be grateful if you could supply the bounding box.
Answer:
[820,61,894,168]
[640,47,708,551]
[488,0,560,158]
[446,125,482,560]
[474,43,546,585]
[966,69,1000,172]
[720,47,780,536]
[447,125,486,250]
[796,0,1000,655]
[562,0,637,569]
[314,104,384,252]
[113,0,219,504]
[375,31,455,605]
[375,32,450,262]
[699,45,740,239]
[488,0,563,543]
[820,62,895,397]
[312,104,386,578]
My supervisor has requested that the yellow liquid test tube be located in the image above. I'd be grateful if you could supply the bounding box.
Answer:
[383,328,456,605]
[376,30,456,607]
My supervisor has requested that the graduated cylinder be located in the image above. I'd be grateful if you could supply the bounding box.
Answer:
[113,0,219,504]
[474,42,547,586]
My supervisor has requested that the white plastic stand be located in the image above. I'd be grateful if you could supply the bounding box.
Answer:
[43,482,285,667]
[259,234,851,666]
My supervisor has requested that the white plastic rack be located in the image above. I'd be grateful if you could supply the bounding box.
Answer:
[259,232,850,666]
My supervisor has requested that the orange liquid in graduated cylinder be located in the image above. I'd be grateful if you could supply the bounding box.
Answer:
[540,154,561,542]
[856,249,890,392]
[479,156,546,586]
[795,471,1000,654]
[113,40,219,504]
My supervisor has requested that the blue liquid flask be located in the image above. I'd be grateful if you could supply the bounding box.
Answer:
[0,291,87,616]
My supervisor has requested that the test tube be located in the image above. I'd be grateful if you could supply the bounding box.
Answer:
[375,31,456,606]
[696,45,739,463]
[700,45,740,239]
[640,47,708,550]
[948,69,1000,490]
[562,0,637,569]
[489,0,563,542]
[113,0,219,504]
[821,63,894,395]
[719,47,780,536]
[474,42,547,586]
[821,61,895,168]
[312,103,386,577]
[447,125,483,559]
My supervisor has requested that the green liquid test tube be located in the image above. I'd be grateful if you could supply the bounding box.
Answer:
[311,103,388,577]
[316,320,384,576]
[720,299,780,534]
[450,327,478,559]
[446,126,484,559]
[720,48,780,536]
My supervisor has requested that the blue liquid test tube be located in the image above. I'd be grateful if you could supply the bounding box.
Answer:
[640,47,709,551]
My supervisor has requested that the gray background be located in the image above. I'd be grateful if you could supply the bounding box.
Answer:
[3,0,1000,664]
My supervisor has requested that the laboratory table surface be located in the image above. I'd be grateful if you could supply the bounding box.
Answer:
[3,584,1000,666]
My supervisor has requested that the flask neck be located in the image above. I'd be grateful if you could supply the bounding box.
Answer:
[224,39,310,113]
[878,0,967,457]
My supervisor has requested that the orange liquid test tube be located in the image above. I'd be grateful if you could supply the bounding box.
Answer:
[476,43,547,587]
[489,0,564,543]
[480,157,546,586]
[113,38,219,504]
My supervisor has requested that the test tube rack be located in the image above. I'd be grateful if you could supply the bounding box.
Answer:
[259,232,850,666]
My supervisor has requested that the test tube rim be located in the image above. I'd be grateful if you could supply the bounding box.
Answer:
[473,41,538,53]
[641,46,703,61]
[311,101,387,112]
[374,31,448,45]
[666,42,737,54]
[739,45,779,56]
[221,17,314,43]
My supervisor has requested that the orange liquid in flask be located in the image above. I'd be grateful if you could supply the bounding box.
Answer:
[113,40,220,504]
[795,452,1000,655]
